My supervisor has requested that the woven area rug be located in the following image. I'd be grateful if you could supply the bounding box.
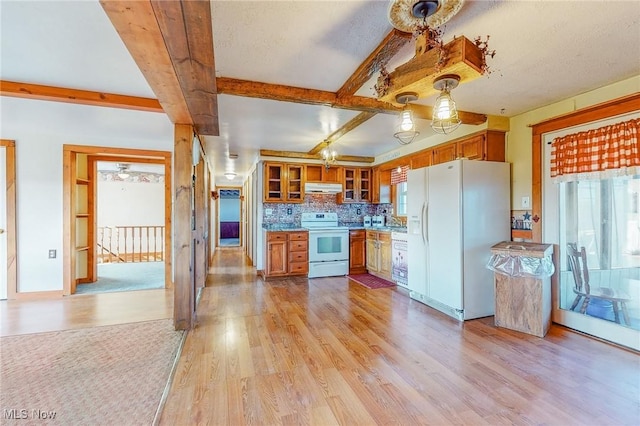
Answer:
[348,273,396,289]
[0,320,183,425]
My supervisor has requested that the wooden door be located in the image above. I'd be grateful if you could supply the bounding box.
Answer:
[0,140,16,299]
[286,164,304,202]
[349,230,366,274]
[264,163,284,202]
[378,233,392,279]
[365,235,378,272]
[342,168,357,202]
[359,168,371,202]
[266,233,287,276]
[457,134,485,160]
[432,144,457,165]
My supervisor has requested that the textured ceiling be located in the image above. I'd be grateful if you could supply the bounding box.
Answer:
[1,1,639,184]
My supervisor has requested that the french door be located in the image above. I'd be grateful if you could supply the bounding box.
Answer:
[543,115,640,350]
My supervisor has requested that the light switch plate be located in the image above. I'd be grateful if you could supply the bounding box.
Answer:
[521,196,530,208]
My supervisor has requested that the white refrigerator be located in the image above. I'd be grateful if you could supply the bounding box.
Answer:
[407,159,510,320]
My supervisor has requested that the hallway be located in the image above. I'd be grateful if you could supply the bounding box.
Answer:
[159,248,640,425]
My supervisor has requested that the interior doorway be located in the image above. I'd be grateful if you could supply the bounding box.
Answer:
[0,140,16,300]
[62,145,172,296]
[74,161,166,295]
[217,187,241,248]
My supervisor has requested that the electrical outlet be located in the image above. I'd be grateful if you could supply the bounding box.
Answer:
[356,208,361,215]
[287,208,292,215]
[48,249,56,259]
[265,208,273,216]
[521,196,530,208]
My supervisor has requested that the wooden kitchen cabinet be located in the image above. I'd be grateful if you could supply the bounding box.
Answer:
[340,167,372,203]
[349,230,367,275]
[287,231,309,275]
[365,230,392,280]
[263,162,305,203]
[286,164,304,202]
[432,143,457,165]
[306,164,341,183]
[431,130,506,166]
[264,231,308,278]
[265,232,288,277]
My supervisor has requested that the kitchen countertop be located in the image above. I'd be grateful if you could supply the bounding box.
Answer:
[262,224,307,232]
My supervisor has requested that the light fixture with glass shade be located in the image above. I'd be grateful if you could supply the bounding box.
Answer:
[224,172,236,180]
[431,74,462,134]
[393,92,420,145]
[116,163,130,179]
[321,147,337,170]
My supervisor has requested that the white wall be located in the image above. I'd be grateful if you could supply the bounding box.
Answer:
[219,198,240,222]
[0,97,174,293]
[98,180,164,227]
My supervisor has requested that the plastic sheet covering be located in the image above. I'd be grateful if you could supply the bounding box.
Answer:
[486,254,555,278]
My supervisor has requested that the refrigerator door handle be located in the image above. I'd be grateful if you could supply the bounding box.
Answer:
[421,202,427,245]
[424,202,429,244]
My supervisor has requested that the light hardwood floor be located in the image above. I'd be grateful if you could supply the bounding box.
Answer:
[159,248,640,425]
[0,288,172,337]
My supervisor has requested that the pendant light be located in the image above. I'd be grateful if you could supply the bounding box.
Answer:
[394,92,420,145]
[321,147,337,170]
[431,74,461,134]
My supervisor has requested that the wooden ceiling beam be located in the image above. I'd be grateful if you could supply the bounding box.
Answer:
[308,111,377,155]
[100,0,193,124]
[260,149,374,163]
[0,80,163,113]
[100,0,192,126]
[336,29,412,98]
[217,77,486,125]
[150,0,219,136]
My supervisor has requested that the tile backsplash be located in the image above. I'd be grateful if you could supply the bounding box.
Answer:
[263,194,393,225]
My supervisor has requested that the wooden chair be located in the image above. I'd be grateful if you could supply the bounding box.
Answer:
[566,243,631,325]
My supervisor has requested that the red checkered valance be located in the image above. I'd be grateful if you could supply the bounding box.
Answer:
[391,165,409,185]
[550,117,640,182]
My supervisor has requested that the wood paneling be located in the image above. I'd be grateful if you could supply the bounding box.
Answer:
[0,80,163,112]
[173,124,195,330]
[1,140,16,299]
[194,158,206,290]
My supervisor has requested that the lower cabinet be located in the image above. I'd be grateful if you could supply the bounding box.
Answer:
[349,230,367,275]
[365,230,392,280]
[264,231,308,278]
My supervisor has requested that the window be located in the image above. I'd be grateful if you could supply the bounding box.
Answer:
[396,181,407,216]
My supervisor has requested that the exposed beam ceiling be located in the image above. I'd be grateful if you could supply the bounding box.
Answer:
[101,0,219,136]
[308,112,377,155]
[260,149,374,163]
[336,29,411,98]
[216,77,486,124]
[100,0,192,126]
[150,0,219,135]
[0,80,163,113]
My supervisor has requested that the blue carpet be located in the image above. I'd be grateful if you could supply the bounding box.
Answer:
[75,262,164,294]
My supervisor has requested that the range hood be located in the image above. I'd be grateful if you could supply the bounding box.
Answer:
[304,182,343,194]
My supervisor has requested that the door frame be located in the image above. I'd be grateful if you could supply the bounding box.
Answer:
[216,186,242,248]
[63,145,172,295]
[1,139,17,299]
